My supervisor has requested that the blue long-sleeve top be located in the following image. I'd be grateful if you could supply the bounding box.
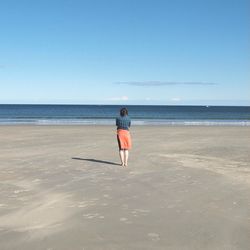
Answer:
[116,116,131,130]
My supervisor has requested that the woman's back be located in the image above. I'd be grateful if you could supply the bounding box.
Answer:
[116,116,131,130]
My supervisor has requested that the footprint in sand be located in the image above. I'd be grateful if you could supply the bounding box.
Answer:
[14,190,23,194]
[148,233,160,241]
[119,217,132,224]
[103,194,110,198]
[32,179,41,182]
[119,217,128,222]
[83,213,100,219]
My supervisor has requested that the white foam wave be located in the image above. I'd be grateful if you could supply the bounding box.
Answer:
[0,118,249,126]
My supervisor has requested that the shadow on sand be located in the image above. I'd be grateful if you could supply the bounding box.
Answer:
[72,157,120,166]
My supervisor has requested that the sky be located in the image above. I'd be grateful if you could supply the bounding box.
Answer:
[0,0,249,105]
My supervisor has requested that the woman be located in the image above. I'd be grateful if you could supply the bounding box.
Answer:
[116,108,132,167]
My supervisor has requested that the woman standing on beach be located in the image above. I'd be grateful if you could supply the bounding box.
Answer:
[116,108,132,167]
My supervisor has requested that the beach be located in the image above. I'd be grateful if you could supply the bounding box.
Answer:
[0,125,250,250]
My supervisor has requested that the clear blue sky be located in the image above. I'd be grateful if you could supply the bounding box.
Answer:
[0,0,249,105]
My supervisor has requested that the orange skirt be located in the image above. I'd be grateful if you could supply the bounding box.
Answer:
[117,129,132,150]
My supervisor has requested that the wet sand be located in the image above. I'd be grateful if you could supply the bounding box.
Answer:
[0,125,250,250]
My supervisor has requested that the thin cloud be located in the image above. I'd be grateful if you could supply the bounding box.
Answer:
[106,96,129,101]
[171,97,181,102]
[115,81,218,86]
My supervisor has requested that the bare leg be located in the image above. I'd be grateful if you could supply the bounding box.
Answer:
[119,150,125,166]
[124,150,129,166]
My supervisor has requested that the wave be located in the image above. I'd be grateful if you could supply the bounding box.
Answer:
[0,118,250,126]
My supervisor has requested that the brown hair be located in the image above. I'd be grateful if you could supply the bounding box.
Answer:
[120,107,128,117]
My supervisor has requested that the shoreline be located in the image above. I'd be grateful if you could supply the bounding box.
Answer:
[0,119,250,126]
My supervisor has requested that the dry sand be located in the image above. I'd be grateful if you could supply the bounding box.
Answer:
[0,125,250,250]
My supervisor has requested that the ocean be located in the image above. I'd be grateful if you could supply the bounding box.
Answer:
[0,104,249,126]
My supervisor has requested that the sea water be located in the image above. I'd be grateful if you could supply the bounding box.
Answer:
[0,104,249,126]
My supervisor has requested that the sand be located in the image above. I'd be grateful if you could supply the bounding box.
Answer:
[0,125,250,250]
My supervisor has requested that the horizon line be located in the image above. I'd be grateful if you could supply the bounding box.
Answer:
[0,103,249,107]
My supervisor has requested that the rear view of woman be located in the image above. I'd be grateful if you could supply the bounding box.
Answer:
[116,108,132,167]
